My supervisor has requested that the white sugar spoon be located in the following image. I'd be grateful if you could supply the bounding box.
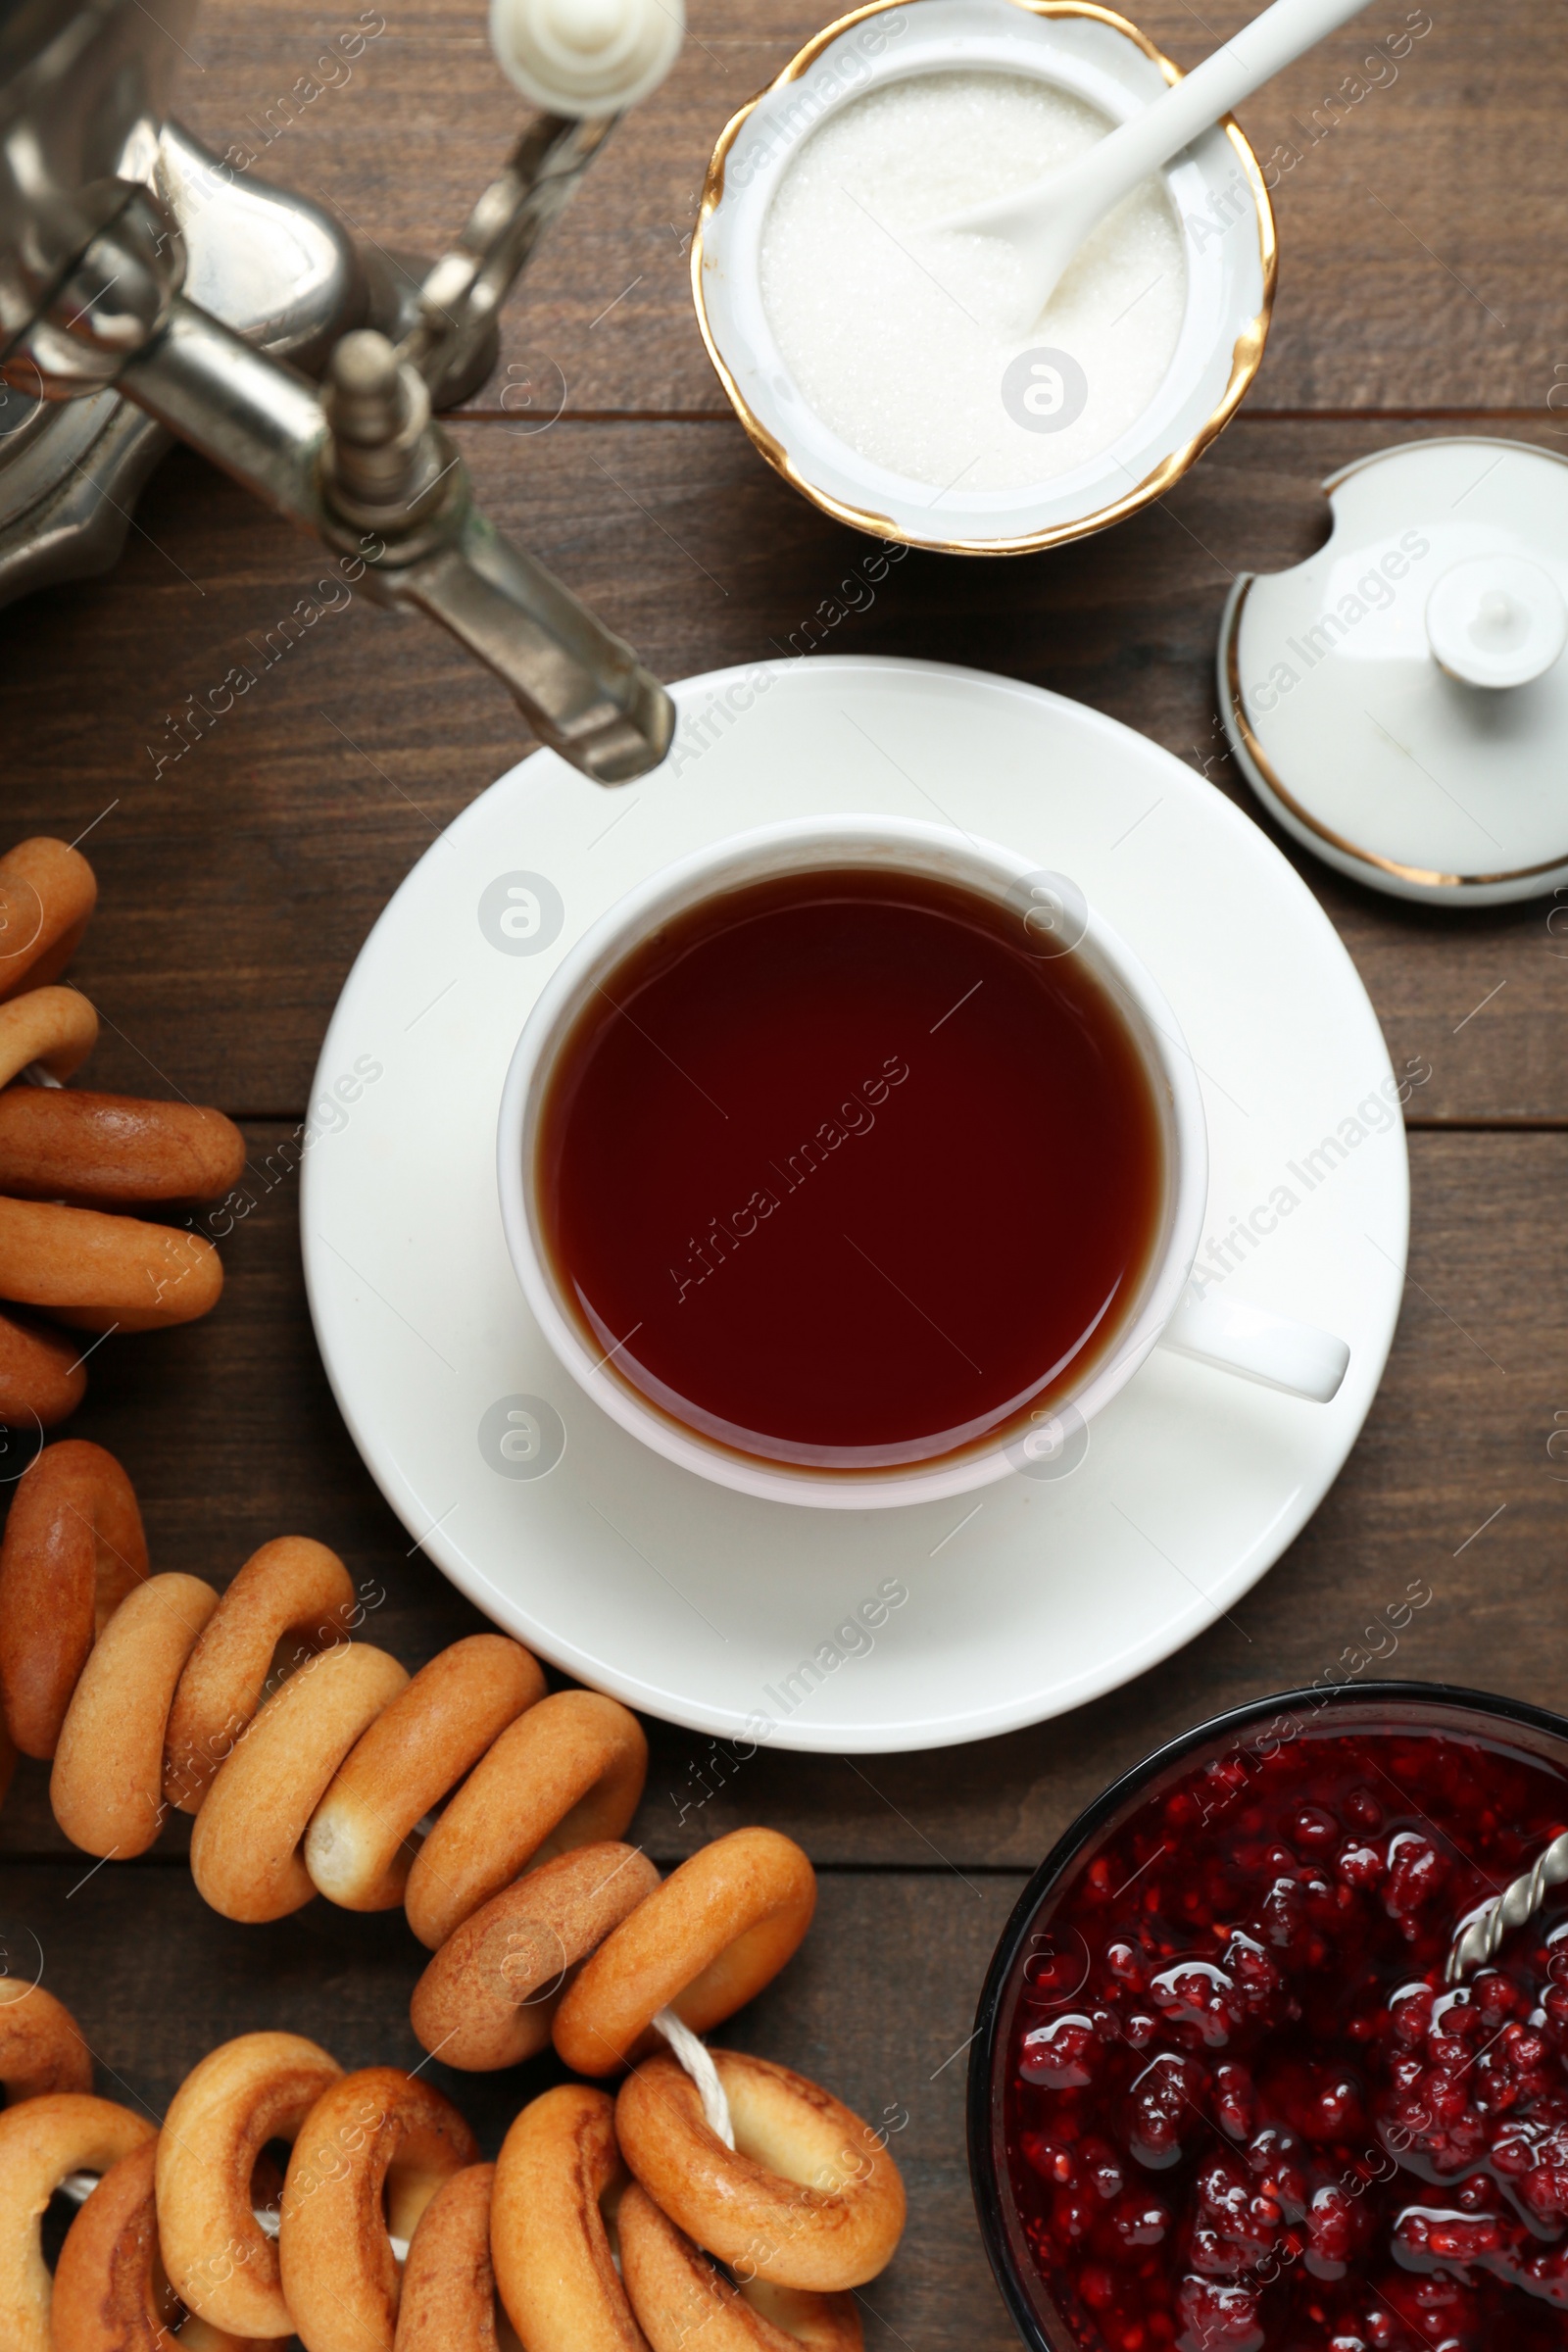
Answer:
[934,0,1375,329]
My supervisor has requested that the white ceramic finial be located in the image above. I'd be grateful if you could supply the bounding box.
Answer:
[1426,554,1568,690]
[490,0,681,114]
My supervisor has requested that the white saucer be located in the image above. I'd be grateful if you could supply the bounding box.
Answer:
[302,657,1408,1753]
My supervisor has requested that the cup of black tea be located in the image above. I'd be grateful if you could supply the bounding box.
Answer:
[497,818,1348,1507]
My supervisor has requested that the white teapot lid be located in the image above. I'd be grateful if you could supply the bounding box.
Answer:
[1218,437,1568,904]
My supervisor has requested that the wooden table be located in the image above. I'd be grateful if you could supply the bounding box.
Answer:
[3,1,1562,2339]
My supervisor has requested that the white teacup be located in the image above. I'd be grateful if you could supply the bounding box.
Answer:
[496,816,1348,1510]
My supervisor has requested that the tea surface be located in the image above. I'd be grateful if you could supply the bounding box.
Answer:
[536,868,1165,1469]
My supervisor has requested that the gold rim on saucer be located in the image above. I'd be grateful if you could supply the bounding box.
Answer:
[689,0,1278,558]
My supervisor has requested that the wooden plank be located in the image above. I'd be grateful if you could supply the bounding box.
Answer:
[173,0,1562,415]
[1,416,1564,1119]
[0,1859,1025,2352]
[3,8,1550,2346]
[2,1122,1563,1868]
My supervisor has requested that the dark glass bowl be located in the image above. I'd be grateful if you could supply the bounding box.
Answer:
[964,1679,1568,2352]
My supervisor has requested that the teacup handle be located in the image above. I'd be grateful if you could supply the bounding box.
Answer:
[1157,1297,1349,1402]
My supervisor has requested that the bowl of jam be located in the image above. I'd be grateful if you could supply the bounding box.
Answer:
[968,1684,1568,2352]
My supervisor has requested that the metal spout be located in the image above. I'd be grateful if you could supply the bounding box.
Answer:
[0,0,678,785]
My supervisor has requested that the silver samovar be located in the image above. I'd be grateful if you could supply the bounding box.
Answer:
[0,0,682,781]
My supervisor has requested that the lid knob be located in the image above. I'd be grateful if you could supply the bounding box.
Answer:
[490,0,683,113]
[1425,554,1567,690]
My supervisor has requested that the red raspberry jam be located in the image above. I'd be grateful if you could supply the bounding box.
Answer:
[998,1725,1568,2350]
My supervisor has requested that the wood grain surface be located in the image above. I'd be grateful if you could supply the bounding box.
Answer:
[177,0,1561,416]
[0,0,1562,2344]
[9,418,1568,1121]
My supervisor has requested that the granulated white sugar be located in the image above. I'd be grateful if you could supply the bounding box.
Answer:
[759,72,1188,494]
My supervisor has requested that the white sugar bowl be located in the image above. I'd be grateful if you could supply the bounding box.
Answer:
[692,0,1276,555]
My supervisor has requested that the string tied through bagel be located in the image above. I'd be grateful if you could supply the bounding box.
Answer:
[653,2006,734,2149]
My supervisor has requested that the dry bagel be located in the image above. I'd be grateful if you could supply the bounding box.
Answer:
[0,1439,148,1758]
[279,2066,480,2352]
[0,1195,223,1332]
[0,2090,154,2352]
[614,2051,905,2293]
[50,1571,219,1857]
[491,2083,649,2352]
[405,1690,646,1949]
[52,2139,171,2352]
[189,1642,409,1922]
[394,2161,500,2352]
[0,1087,246,1209]
[0,1976,92,2102]
[0,1306,87,1430]
[307,1635,545,1911]
[54,2135,282,2352]
[411,1840,661,2071]
[618,2180,862,2352]
[0,837,96,1002]
[164,1537,358,1815]
[158,2030,343,2339]
[554,1827,815,2076]
[0,986,97,1090]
